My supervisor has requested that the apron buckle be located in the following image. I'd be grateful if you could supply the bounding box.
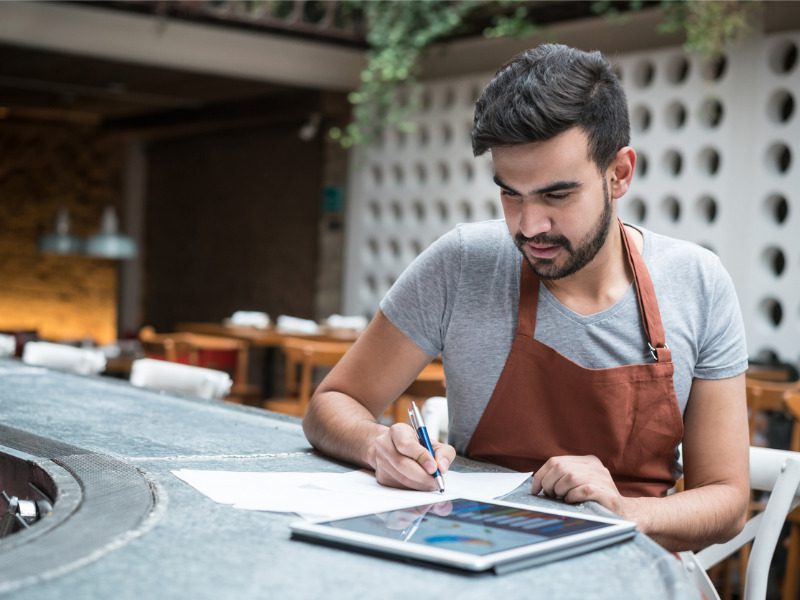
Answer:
[648,342,669,362]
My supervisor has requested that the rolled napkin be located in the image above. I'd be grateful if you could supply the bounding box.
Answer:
[129,358,232,400]
[0,334,16,358]
[275,315,320,335]
[22,341,107,375]
[229,311,270,329]
[324,314,368,332]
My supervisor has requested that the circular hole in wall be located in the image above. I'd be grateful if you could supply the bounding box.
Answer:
[388,238,401,258]
[699,98,724,128]
[462,161,475,182]
[459,201,473,221]
[701,55,727,81]
[632,105,652,133]
[665,101,688,129]
[410,239,423,255]
[442,87,456,109]
[438,162,450,183]
[385,275,396,290]
[436,200,449,222]
[415,162,428,184]
[764,193,789,224]
[695,195,718,223]
[666,55,690,84]
[636,152,649,178]
[661,196,681,222]
[769,40,798,75]
[395,129,407,149]
[365,273,378,294]
[766,142,792,174]
[698,147,722,176]
[767,89,795,124]
[368,201,382,224]
[420,89,432,111]
[662,149,683,176]
[633,61,655,88]
[371,165,383,187]
[390,201,403,221]
[392,164,405,184]
[625,197,647,223]
[759,297,784,328]
[486,200,500,219]
[442,122,453,145]
[367,237,379,258]
[412,199,425,222]
[417,124,430,146]
[761,246,786,277]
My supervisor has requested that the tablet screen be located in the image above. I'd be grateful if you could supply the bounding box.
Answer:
[323,498,610,556]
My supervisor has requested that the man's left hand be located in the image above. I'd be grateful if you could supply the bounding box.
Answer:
[531,455,624,515]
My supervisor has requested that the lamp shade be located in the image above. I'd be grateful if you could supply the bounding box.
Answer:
[38,208,83,255]
[84,206,137,260]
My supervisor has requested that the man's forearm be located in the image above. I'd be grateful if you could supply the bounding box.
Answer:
[302,390,386,470]
[621,484,748,551]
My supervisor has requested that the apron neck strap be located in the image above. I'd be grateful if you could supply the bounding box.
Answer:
[517,219,671,363]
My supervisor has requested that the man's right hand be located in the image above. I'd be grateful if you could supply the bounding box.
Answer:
[373,422,456,491]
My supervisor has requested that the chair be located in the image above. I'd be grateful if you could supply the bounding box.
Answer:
[138,326,257,403]
[681,446,800,600]
[263,337,351,417]
[782,393,800,600]
[129,358,232,400]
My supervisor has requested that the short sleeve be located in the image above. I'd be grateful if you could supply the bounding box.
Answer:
[379,228,462,358]
[694,258,749,379]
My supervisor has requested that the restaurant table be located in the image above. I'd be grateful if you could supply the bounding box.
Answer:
[0,358,700,599]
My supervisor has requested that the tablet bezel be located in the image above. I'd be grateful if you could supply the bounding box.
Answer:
[290,496,637,572]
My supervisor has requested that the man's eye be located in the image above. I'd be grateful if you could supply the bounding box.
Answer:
[546,193,569,201]
[500,189,520,198]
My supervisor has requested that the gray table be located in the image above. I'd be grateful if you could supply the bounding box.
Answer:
[0,359,699,599]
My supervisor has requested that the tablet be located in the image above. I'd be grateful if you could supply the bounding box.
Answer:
[290,497,637,574]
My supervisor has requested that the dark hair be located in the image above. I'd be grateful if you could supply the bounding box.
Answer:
[472,44,629,171]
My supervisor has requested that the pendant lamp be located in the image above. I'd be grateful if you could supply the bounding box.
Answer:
[84,206,137,260]
[38,208,83,255]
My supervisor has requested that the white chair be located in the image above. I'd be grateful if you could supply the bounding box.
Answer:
[22,341,106,375]
[129,358,232,400]
[421,396,448,444]
[0,334,15,358]
[680,447,800,600]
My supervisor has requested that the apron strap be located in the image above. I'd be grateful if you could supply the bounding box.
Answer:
[516,220,671,363]
[618,219,671,363]
[518,258,538,338]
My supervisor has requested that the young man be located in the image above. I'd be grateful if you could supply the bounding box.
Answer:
[303,44,749,551]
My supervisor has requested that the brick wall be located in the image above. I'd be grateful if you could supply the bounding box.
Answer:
[0,122,123,344]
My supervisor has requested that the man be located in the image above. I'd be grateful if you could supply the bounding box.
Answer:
[303,44,749,551]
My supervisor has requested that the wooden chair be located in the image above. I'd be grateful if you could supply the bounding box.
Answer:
[263,337,351,417]
[138,326,258,403]
[782,392,800,600]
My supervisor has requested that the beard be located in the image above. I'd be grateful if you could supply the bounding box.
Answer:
[515,183,613,280]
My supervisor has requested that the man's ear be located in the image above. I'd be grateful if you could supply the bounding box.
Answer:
[608,146,636,199]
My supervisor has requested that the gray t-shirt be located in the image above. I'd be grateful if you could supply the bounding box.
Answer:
[380,220,748,454]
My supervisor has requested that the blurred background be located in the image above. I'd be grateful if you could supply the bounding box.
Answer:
[0,0,797,364]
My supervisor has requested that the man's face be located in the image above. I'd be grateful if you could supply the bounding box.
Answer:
[491,128,615,280]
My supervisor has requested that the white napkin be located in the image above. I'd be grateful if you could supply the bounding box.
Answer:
[129,358,232,400]
[275,315,320,335]
[229,311,270,329]
[0,334,15,358]
[324,314,368,331]
[22,341,107,375]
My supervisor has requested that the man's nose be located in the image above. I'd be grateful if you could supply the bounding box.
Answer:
[519,200,552,238]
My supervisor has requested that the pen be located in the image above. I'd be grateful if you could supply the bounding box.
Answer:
[408,400,445,493]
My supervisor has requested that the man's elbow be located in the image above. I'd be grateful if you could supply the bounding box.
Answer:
[714,485,750,544]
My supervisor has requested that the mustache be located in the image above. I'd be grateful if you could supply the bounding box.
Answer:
[515,233,573,253]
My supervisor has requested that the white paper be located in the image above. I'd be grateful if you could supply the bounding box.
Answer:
[173,469,531,520]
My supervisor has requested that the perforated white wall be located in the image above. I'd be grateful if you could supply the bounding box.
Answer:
[344,32,799,363]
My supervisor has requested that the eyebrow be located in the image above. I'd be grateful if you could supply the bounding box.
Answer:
[492,174,583,196]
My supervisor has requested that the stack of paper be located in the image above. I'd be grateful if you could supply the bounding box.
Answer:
[173,469,531,520]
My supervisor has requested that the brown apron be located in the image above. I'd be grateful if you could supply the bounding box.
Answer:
[466,220,683,497]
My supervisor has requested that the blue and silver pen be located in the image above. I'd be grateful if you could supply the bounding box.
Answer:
[408,400,445,493]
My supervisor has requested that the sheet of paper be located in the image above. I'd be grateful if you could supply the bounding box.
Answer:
[173,469,531,520]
